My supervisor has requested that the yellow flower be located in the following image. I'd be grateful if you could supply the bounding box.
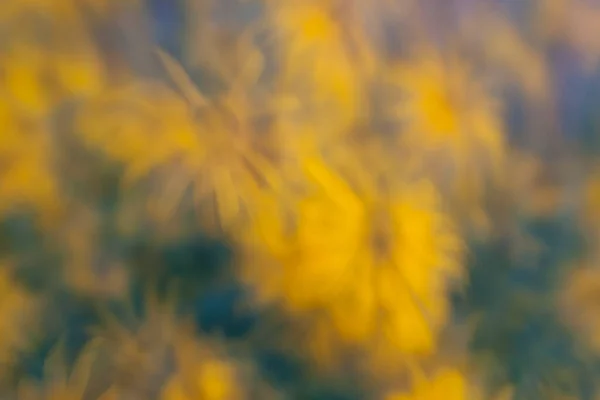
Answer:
[95,294,182,397]
[385,368,466,400]
[0,266,39,379]
[3,47,50,117]
[388,49,505,228]
[159,321,275,400]
[156,313,246,400]
[16,339,104,400]
[270,0,365,141]
[0,1,105,116]
[391,50,504,165]
[560,265,600,353]
[241,156,462,364]
[78,83,202,178]
[161,352,244,400]
[0,99,61,223]
[93,292,250,399]
[78,74,281,233]
[273,0,342,56]
[240,156,363,311]
[52,48,105,99]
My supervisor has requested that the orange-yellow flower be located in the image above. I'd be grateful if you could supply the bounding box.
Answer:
[78,79,280,233]
[161,335,246,400]
[270,0,365,141]
[387,49,505,230]
[0,99,61,223]
[240,156,462,364]
[385,368,466,400]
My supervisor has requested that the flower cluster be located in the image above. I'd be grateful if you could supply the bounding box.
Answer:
[1,0,600,399]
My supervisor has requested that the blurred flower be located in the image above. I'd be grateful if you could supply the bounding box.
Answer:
[15,339,113,400]
[78,46,282,234]
[560,265,600,353]
[0,266,39,383]
[0,0,105,118]
[0,99,61,225]
[241,156,462,368]
[1,0,599,398]
[384,367,466,400]
[160,333,248,400]
[387,48,505,231]
[269,0,366,141]
[91,293,261,400]
[94,295,181,398]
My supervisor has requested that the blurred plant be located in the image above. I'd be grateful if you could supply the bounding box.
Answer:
[76,41,286,235]
[0,101,61,226]
[0,267,40,387]
[386,46,506,233]
[239,155,462,376]
[268,0,368,142]
[13,339,114,400]
[561,264,600,354]
[2,0,600,399]
[0,0,105,116]
[160,332,251,400]
[384,367,466,400]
